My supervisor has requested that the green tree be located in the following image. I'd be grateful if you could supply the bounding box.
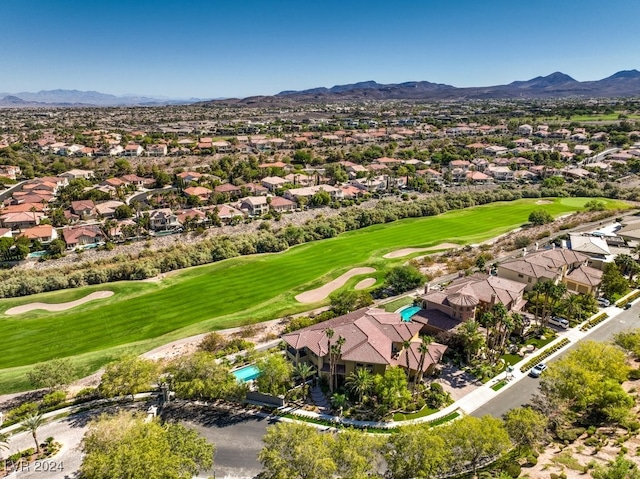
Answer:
[99,355,159,399]
[440,415,511,476]
[331,392,348,416]
[80,411,214,479]
[614,253,639,280]
[256,353,293,396]
[114,204,133,219]
[385,265,424,294]
[293,362,316,398]
[503,406,549,451]
[458,320,485,364]
[167,351,245,401]
[346,367,375,404]
[329,290,373,315]
[601,262,629,298]
[613,328,640,359]
[373,367,411,415]
[21,412,46,454]
[528,209,554,226]
[27,357,75,391]
[386,424,451,479]
[47,238,67,256]
[332,428,384,479]
[259,422,337,479]
[592,456,640,479]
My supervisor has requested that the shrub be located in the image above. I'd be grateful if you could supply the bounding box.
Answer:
[504,462,522,478]
[42,390,66,407]
[6,401,39,421]
[74,387,99,401]
[629,369,640,380]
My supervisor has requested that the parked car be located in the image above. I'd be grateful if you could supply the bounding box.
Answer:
[529,363,547,378]
[549,316,569,329]
[597,298,610,307]
[625,302,633,310]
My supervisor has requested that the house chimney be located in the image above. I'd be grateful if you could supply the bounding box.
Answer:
[425,282,431,294]
[552,243,556,250]
[522,247,527,257]
[490,293,497,305]
[458,271,465,278]
[535,242,539,251]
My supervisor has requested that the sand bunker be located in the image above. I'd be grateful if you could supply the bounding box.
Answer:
[5,291,114,315]
[354,278,376,290]
[383,242,460,259]
[295,267,376,304]
[535,200,553,205]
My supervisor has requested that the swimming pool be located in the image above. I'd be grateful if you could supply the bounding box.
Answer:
[232,364,261,382]
[400,305,422,322]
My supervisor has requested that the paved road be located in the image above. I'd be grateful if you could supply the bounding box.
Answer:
[473,302,640,418]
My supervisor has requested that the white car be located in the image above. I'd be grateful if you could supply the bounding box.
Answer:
[597,298,610,307]
[529,363,547,378]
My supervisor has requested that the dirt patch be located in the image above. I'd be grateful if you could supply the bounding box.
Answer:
[383,243,460,259]
[354,278,376,290]
[535,199,553,205]
[295,267,376,304]
[4,291,114,315]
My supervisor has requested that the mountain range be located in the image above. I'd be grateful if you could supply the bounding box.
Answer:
[207,70,640,106]
[0,89,208,107]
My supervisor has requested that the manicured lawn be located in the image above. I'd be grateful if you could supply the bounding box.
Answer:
[526,335,556,349]
[382,296,415,313]
[501,354,522,367]
[393,406,438,421]
[0,197,630,393]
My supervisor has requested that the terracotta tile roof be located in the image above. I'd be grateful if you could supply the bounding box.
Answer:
[565,265,603,286]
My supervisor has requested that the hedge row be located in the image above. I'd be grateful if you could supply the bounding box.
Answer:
[580,312,610,332]
[520,338,571,373]
[616,290,640,308]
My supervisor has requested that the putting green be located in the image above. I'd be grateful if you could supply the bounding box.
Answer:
[0,197,630,392]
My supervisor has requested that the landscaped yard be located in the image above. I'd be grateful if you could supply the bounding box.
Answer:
[0,197,630,393]
[382,296,415,312]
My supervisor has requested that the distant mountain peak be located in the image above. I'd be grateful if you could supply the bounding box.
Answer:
[605,69,640,80]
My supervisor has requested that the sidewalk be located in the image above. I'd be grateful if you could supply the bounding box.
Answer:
[283,290,639,429]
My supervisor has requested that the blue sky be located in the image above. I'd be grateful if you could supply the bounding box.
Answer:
[2,0,639,99]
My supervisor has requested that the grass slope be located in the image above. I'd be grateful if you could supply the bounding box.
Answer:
[0,197,630,392]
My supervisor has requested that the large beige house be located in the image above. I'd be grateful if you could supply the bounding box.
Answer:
[281,308,447,383]
[497,248,603,295]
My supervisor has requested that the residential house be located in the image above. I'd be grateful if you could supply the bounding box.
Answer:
[497,248,602,294]
[486,166,514,182]
[240,196,269,217]
[184,186,213,202]
[1,211,44,229]
[284,185,344,201]
[70,200,97,219]
[243,182,269,196]
[95,200,125,219]
[121,174,154,188]
[60,169,94,180]
[282,307,448,381]
[148,208,181,231]
[416,273,527,335]
[124,144,144,156]
[517,124,533,136]
[269,196,296,213]
[260,176,288,192]
[147,144,168,156]
[214,204,245,224]
[214,183,242,197]
[483,145,509,156]
[19,224,57,244]
[62,225,106,249]
[177,171,203,183]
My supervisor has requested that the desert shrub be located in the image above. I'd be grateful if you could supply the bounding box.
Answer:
[41,390,66,407]
[504,462,521,478]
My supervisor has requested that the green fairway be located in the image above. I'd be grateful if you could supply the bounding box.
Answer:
[0,197,630,392]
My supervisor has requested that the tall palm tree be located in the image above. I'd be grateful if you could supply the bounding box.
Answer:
[345,367,374,404]
[325,328,334,391]
[21,412,45,454]
[293,362,316,399]
[561,293,583,324]
[402,339,412,377]
[330,336,346,393]
[414,335,434,390]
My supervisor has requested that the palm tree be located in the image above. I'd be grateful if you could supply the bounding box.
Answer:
[561,293,583,324]
[325,328,334,392]
[615,253,638,280]
[293,362,316,398]
[331,393,348,417]
[330,336,346,393]
[459,320,485,364]
[414,335,434,390]
[402,339,412,378]
[345,367,374,404]
[21,412,45,454]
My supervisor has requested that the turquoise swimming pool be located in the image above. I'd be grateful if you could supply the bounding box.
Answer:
[232,364,261,382]
[400,305,422,322]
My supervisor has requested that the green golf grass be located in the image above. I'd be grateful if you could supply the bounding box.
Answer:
[0,197,630,393]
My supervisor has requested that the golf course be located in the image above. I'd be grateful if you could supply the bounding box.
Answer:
[0,197,631,393]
